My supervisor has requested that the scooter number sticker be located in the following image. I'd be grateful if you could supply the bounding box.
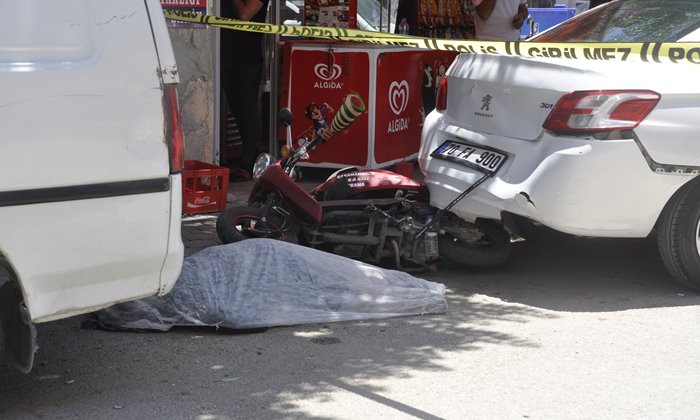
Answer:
[431,141,507,174]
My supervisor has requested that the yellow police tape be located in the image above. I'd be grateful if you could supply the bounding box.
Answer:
[164,10,700,65]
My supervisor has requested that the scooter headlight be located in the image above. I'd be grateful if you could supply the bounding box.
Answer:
[252,153,273,180]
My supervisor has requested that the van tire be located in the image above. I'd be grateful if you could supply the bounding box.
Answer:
[657,180,700,290]
[0,277,37,374]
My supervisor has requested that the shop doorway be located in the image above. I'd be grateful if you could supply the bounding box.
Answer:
[217,1,273,169]
[217,0,241,167]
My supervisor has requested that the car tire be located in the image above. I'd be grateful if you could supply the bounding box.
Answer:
[216,206,297,245]
[438,220,512,268]
[657,180,700,290]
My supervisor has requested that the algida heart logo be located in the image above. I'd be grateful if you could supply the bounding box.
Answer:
[389,80,409,115]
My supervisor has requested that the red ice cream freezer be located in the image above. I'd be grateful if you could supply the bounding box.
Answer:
[280,40,458,169]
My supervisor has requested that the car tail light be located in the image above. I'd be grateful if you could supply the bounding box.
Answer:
[436,76,448,112]
[164,83,185,173]
[542,90,660,134]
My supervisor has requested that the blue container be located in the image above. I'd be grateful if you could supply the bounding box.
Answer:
[520,5,576,39]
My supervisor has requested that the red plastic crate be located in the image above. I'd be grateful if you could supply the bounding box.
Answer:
[181,160,229,215]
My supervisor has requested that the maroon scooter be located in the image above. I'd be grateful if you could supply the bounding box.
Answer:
[216,94,510,270]
[216,96,439,271]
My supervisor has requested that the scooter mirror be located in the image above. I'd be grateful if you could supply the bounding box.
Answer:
[278,108,294,151]
[278,108,292,127]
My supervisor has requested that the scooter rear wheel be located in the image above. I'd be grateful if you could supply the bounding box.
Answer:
[438,220,511,268]
[216,206,297,244]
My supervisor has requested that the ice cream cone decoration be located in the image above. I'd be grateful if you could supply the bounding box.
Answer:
[320,92,366,141]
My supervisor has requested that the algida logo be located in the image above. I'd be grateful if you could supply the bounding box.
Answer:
[388,80,409,133]
[313,63,343,89]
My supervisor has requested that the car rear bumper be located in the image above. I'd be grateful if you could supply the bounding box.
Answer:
[418,117,692,237]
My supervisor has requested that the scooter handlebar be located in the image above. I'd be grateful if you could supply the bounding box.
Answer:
[282,92,367,169]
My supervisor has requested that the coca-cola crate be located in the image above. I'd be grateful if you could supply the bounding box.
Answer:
[181,160,229,215]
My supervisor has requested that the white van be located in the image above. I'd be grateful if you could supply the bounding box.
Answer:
[0,0,184,373]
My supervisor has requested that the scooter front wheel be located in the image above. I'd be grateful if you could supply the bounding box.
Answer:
[216,206,297,244]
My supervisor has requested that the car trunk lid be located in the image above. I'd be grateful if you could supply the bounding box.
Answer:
[444,54,597,141]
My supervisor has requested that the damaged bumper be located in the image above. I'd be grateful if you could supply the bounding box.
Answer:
[418,122,690,238]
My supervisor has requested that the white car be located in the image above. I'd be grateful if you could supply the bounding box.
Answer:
[419,0,700,289]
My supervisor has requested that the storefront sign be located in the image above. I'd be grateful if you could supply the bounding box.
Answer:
[303,0,357,29]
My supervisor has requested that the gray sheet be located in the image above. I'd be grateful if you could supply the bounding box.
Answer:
[92,239,447,331]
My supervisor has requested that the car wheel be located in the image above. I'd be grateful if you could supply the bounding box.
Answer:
[216,206,297,244]
[657,180,700,290]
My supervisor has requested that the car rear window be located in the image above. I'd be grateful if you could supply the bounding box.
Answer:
[533,0,700,42]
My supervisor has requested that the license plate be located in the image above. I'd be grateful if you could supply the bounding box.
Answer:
[431,140,507,174]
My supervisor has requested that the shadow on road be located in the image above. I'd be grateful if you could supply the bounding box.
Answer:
[422,226,700,313]
[0,277,545,419]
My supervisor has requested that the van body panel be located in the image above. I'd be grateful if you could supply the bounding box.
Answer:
[159,174,184,298]
[0,0,183,322]
[1,192,172,322]
[145,0,179,85]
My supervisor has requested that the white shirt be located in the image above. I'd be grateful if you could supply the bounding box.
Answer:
[476,0,527,41]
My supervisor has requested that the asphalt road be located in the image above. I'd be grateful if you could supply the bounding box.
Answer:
[2,228,699,419]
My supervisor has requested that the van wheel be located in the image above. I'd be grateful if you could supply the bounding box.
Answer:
[0,276,37,374]
[657,181,700,290]
[216,206,297,244]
